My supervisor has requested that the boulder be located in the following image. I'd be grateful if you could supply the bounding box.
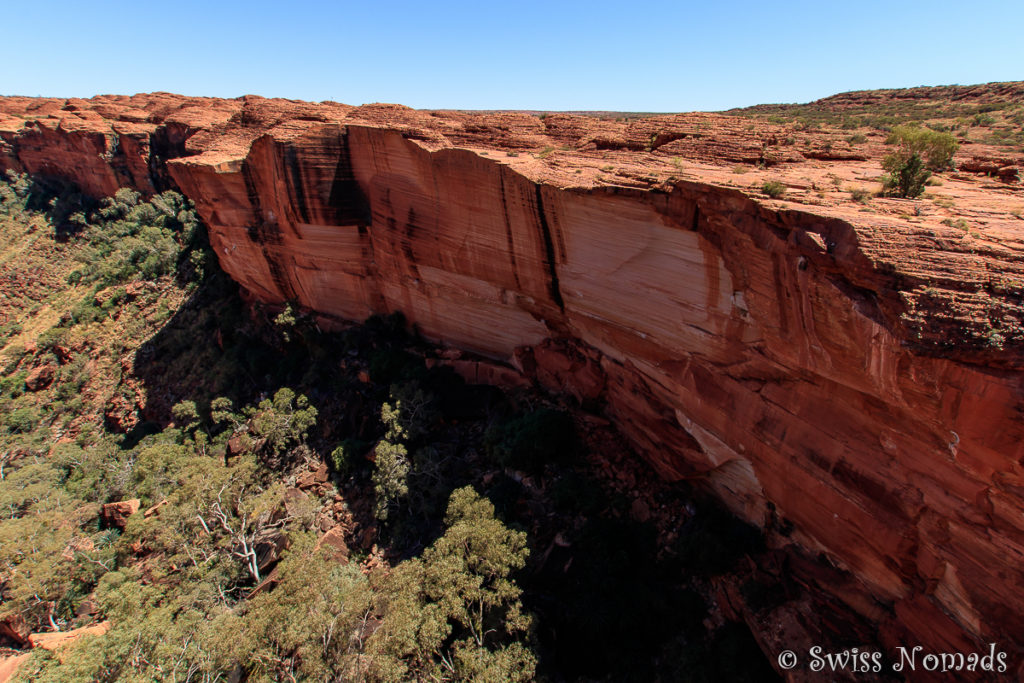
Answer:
[254,530,291,574]
[101,499,140,529]
[314,527,350,563]
[296,462,329,490]
[143,499,168,518]
[226,431,257,459]
[102,395,138,433]
[282,488,315,520]
[313,462,329,484]
[24,364,56,392]
[0,613,31,648]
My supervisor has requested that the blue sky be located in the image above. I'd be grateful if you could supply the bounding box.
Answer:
[3,0,1021,111]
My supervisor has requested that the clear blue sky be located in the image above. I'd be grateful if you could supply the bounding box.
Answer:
[4,0,1022,111]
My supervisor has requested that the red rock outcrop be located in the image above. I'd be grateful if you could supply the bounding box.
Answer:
[3,89,1024,670]
[0,622,110,681]
[24,364,56,391]
[0,614,31,649]
[100,499,140,530]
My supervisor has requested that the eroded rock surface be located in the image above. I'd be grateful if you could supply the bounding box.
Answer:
[3,88,1024,668]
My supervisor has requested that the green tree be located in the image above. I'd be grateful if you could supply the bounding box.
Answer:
[243,388,318,467]
[366,487,536,682]
[171,399,200,434]
[882,125,959,198]
[886,124,959,171]
[372,441,410,522]
[372,400,411,521]
[882,151,930,198]
[232,532,373,681]
[273,302,297,343]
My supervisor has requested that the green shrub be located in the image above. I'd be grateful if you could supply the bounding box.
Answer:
[885,125,959,172]
[245,388,318,467]
[330,438,368,475]
[35,327,68,352]
[170,400,200,433]
[273,303,297,342]
[63,188,201,287]
[0,370,28,399]
[70,297,105,324]
[0,321,22,343]
[54,357,88,401]
[4,405,40,434]
[761,181,786,199]
[882,152,929,198]
[849,187,872,204]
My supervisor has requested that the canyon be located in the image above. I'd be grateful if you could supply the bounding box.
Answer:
[2,87,1024,676]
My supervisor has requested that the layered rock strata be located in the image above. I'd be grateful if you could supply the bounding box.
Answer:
[3,92,1024,673]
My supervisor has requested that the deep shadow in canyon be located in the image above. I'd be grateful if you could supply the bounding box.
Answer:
[125,242,787,681]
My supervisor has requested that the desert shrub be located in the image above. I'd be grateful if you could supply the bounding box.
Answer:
[68,189,201,286]
[385,381,439,443]
[972,113,996,127]
[35,327,68,352]
[330,437,369,475]
[885,124,959,172]
[882,152,929,198]
[245,388,318,467]
[4,405,39,434]
[761,180,787,199]
[0,321,22,344]
[54,357,89,401]
[1,377,24,403]
[849,187,872,203]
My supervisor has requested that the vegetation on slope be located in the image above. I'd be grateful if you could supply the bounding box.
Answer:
[0,173,778,681]
[728,89,1024,152]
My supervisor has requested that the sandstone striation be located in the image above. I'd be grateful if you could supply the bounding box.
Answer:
[3,86,1024,672]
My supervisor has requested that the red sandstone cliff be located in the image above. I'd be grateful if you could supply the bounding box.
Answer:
[3,89,1024,674]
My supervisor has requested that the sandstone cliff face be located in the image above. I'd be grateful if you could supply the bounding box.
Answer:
[3,93,1024,668]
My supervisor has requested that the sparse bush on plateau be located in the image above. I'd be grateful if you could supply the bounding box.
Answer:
[761,180,786,199]
[887,125,959,172]
[849,187,872,203]
[882,125,959,198]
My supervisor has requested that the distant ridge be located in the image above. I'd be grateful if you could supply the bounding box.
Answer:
[734,80,1024,113]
